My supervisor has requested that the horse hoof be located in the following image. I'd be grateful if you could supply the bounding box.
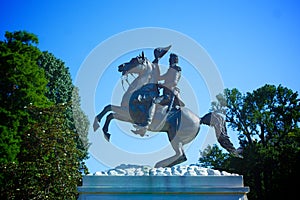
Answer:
[93,117,100,132]
[104,133,111,142]
[166,154,187,168]
[154,162,163,168]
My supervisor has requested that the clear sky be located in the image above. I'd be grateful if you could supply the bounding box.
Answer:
[1,0,300,173]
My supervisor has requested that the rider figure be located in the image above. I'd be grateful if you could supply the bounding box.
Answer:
[156,53,185,110]
[131,52,184,137]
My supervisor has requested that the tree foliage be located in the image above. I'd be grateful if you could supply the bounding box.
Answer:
[199,144,230,170]
[37,51,90,172]
[37,51,73,104]
[201,84,300,199]
[0,31,89,199]
[1,105,83,199]
[0,31,48,164]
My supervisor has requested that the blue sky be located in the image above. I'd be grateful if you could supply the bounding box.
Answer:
[1,0,300,173]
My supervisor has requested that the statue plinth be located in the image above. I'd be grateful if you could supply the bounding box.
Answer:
[78,165,249,199]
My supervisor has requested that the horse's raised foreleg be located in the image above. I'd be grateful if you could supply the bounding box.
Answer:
[154,141,187,168]
[102,113,114,141]
[96,105,112,122]
[101,108,133,142]
[93,104,131,132]
[93,105,112,132]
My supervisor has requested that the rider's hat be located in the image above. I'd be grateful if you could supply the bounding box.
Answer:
[154,45,172,60]
[170,53,178,59]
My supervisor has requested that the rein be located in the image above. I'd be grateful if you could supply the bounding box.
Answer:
[121,73,137,91]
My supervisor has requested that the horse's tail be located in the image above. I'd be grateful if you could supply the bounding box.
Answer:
[200,112,239,156]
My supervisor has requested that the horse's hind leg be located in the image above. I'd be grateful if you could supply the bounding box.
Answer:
[154,140,187,168]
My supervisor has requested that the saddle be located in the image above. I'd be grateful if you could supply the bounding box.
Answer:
[129,83,183,131]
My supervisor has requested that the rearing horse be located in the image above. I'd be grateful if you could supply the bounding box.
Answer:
[93,52,239,168]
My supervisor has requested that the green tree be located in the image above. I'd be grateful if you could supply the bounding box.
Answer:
[0,31,90,199]
[37,51,90,173]
[71,87,90,172]
[199,144,230,170]
[0,31,48,164]
[201,84,300,199]
[37,51,73,104]
[2,105,83,199]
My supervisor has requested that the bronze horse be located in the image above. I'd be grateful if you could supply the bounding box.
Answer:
[93,51,239,167]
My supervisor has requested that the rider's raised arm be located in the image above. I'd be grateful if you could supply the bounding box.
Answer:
[151,61,163,84]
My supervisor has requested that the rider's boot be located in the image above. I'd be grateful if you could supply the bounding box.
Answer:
[175,93,185,107]
[154,95,169,105]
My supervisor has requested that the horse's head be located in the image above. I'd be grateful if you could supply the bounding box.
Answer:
[118,51,149,76]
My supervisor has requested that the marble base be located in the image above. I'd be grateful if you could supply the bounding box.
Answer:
[78,175,249,199]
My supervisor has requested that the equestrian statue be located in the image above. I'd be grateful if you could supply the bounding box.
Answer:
[93,46,240,168]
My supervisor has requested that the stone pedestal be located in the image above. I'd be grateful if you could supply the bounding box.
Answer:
[78,175,249,199]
